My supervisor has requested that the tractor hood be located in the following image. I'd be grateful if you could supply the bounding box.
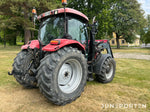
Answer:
[37,8,89,23]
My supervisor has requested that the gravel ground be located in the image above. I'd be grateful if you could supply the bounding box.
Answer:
[114,52,150,60]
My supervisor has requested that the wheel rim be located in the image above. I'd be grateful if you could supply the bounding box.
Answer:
[58,59,82,94]
[105,62,113,79]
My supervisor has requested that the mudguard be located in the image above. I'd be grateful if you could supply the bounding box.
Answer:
[21,40,40,50]
[42,39,85,52]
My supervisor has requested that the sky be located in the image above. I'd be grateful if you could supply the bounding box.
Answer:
[137,0,150,15]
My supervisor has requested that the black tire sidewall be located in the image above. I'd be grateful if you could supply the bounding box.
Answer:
[13,51,27,83]
[13,50,37,88]
[94,54,116,83]
[103,58,116,83]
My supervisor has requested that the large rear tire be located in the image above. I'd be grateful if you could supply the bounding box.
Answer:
[13,51,37,88]
[36,47,87,105]
[94,54,116,83]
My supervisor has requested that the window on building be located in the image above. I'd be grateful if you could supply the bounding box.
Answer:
[121,40,125,44]
[111,40,115,44]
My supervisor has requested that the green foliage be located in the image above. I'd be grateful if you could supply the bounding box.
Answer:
[0,31,4,38]
[140,28,146,43]
[143,31,150,44]
[0,31,4,43]
[0,0,61,45]
[143,15,150,44]
[111,0,146,43]
[140,15,150,43]
[147,15,150,30]
[109,0,147,48]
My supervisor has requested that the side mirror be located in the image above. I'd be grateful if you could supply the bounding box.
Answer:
[95,21,98,30]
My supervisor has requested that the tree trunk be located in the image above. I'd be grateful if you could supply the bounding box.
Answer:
[4,30,6,48]
[24,29,31,44]
[31,31,34,40]
[13,36,16,45]
[116,33,120,49]
[31,15,34,40]
[23,4,31,44]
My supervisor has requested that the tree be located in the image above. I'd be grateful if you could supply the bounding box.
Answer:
[111,0,146,48]
[147,15,150,30]
[0,16,17,46]
[143,31,150,44]
[139,15,150,43]
[141,15,150,44]
[0,0,61,44]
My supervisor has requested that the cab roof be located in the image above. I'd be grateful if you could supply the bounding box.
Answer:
[37,8,89,23]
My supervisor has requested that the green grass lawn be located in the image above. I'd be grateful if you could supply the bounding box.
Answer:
[0,46,150,112]
[112,48,150,55]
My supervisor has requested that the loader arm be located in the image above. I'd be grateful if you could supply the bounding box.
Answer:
[96,40,114,58]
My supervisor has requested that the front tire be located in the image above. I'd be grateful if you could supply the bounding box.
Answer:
[36,47,87,105]
[13,51,37,88]
[94,54,116,83]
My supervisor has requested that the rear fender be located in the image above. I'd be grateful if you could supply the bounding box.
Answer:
[21,40,40,50]
[42,39,85,53]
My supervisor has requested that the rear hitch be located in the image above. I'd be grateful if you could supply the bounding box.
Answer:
[8,70,14,75]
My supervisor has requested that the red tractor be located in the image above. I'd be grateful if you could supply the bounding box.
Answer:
[9,1,116,105]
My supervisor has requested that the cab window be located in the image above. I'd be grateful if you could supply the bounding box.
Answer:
[68,18,87,44]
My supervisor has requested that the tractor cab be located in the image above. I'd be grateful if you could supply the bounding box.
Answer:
[37,8,89,45]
